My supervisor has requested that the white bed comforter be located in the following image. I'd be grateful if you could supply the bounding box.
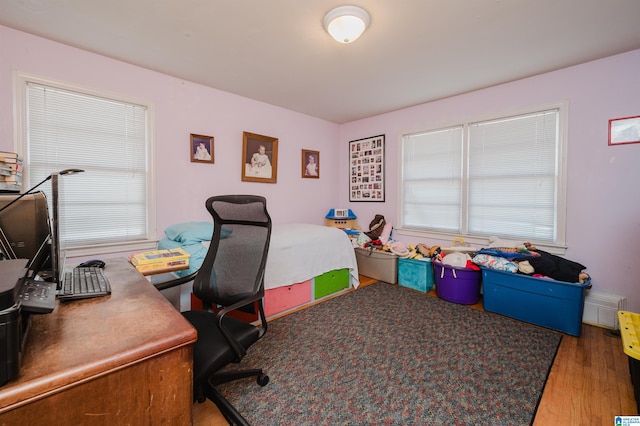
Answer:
[264,223,359,290]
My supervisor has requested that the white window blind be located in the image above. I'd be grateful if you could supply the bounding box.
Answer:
[467,110,559,241]
[26,81,150,248]
[400,106,565,245]
[402,126,464,232]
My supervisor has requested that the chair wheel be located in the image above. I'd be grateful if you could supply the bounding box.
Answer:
[257,373,269,386]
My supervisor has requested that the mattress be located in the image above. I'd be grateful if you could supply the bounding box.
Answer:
[158,222,360,290]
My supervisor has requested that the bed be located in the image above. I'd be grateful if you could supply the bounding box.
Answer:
[157,222,359,315]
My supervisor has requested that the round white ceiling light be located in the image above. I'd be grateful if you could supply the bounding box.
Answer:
[323,5,371,44]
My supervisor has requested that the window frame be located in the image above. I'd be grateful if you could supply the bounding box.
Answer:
[396,102,569,253]
[13,71,157,257]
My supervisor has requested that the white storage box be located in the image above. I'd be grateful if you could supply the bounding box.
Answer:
[354,248,398,284]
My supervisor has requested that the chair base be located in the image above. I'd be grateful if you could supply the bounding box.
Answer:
[196,368,269,426]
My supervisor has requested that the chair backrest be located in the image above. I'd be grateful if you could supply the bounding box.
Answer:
[192,195,271,309]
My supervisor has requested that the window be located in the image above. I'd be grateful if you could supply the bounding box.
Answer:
[400,105,567,248]
[15,73,156,255]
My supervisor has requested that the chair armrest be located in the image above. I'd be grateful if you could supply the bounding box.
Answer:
[153,271,198,291]
[216,293,266,359]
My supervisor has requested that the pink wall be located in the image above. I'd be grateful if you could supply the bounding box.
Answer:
[0,25,340,234]
[339,49,640,311]
[2,25,639,311]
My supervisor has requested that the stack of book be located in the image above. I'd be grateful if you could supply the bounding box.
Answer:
[0,151,22,193]
[129,248,191,275]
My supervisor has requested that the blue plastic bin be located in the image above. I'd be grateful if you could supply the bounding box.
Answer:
[482,267,591,337]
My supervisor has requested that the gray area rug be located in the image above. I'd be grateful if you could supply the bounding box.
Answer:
[218,283,562,425]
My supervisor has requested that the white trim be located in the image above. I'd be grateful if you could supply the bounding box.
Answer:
[12,71,157,252]
[394,227,567,255]
[398,100,569,248]
[65,240,159,258]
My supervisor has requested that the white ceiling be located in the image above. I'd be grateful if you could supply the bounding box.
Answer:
[1,0,639,124]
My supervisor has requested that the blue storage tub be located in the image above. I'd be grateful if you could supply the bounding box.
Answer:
[482,267,591,337]
[398,258,434,293]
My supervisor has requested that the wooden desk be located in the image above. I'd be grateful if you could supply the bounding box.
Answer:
[0,258,197,425]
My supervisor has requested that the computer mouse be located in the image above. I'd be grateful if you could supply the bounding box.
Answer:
[78,259,105,269]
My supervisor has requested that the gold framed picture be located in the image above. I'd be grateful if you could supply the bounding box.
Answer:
[241,132,278,183]
[301,149,320,179]
[190,134,214,163]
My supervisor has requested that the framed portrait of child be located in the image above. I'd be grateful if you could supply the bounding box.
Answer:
[190,133,214,164]
[301,149,320,179]
[241,131,278,183]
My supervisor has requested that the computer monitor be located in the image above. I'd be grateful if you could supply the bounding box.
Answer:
[50,174,63,289]
[0,192,54,281]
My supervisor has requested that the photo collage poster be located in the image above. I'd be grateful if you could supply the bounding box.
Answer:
[349,134,385,202]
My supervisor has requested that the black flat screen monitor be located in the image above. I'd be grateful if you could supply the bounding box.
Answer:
[0,192,54,281]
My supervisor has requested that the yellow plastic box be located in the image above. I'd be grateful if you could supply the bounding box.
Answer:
[618,310,640,413]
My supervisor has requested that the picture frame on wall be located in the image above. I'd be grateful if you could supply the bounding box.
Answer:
[609,115,640,146]
[190,133,214,163]
[301,149,320,178]
[241,131,278,183]
[349,134,385,202]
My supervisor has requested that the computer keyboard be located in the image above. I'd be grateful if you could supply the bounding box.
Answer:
[58,267,112,301]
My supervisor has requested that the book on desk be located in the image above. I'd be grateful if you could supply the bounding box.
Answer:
[129,248,190,275]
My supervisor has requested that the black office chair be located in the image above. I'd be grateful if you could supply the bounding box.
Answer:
[156,195,271,425]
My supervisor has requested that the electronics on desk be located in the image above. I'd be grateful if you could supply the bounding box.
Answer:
[17,279,57,314]
[13,266,112,315]
[77,259,105,269]
[58,266,111,301]
[0,188,112,309]
[0,259,30,386]
[0,169,98,386]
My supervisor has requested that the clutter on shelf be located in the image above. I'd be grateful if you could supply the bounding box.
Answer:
[0,151,23,193]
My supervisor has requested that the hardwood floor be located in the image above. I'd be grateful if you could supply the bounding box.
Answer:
[193,275,638,425]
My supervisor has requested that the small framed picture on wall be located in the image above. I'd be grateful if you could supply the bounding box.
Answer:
[349,134,385,202]
[190,134,214,163]
[609,115,640,146]
[301,149,320,178]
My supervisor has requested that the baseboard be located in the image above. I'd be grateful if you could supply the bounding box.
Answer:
[582,291,626,330]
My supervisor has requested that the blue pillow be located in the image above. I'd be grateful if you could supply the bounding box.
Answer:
[164,221,231,244]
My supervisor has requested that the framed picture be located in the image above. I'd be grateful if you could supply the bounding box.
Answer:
[241,131,278,183]
[609,115,640,146]
[190,133,214,163]
[349,134,385,202]
[301,149,320,178]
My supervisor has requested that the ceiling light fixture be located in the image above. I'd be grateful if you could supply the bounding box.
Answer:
[323,5,370,44]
